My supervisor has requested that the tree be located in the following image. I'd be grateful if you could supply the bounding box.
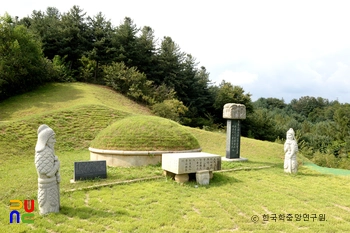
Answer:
[84,12,115,82]
[333,104,350,141]
[0,13,49,100]
[156,36,185,88]
[103,62,153,104]
[135,26,159,80]
[152,99,188,123]
[60,5,89,74]
[249,108,278,141]
[254,97,286,110]
[290,96,328,118]
[213,80,253,114]
[27,7,63,60]
[112,17,139,68]
[182,64,213,127]
[212,80,253,135]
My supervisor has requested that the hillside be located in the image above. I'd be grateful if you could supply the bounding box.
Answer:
[1,83,349,232]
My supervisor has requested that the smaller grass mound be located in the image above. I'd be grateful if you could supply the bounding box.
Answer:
[90,115,200,151]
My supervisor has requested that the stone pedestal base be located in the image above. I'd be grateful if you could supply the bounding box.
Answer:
[221,157,248,162]
[196,170,210,185]
[175,174,189,183]
[163,170,175,179]
[38,180,60,215]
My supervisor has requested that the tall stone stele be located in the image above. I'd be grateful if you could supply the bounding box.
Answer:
[223,103,246,159]
[35,124,60,215]
[284,128,298,174]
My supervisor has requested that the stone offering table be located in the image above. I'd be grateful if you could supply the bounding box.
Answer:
[162,152,221,184]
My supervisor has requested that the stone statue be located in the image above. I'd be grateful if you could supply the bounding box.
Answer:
[284,128,298,173]
[35,124,60,215]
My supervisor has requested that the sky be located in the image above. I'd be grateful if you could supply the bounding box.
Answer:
[3,0,350,103]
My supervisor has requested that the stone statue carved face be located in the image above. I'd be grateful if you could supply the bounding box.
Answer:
[286,128,295,140]
[47,135,56,149]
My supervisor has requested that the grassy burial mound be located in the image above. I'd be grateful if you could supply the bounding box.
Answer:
[90,115,200,151]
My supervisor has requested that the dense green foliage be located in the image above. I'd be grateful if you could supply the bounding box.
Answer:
[1,6,250,128]
[151,99,188,123]
[253,96,350,169]
[1,6,350,169]
[0,13,51,99]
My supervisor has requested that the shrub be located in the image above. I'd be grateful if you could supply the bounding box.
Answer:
[52,55,74,82]
[312,152,338,168]
[151,99,188,123]
[0,14,51,100]
[103,62,153,104]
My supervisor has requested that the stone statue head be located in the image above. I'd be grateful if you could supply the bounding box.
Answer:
[37,124,49,135]
[35,125,56,152]
[286,128,295,140]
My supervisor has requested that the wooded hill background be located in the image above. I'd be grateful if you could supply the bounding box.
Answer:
[1,6,349,169]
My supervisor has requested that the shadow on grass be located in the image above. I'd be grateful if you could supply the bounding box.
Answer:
[294,171,330,177]
[0,83,84,121]
[208,173,242,186]
[60,205,128,219]
[242,160,281,167]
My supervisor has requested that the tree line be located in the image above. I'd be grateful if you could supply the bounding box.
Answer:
[1,6,349,169]
[0,6,252,128]
[252,96,350,169]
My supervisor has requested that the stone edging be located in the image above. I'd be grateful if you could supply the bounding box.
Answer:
[88,147,202,155]
[215,165,272,173]
[63,176,164,193]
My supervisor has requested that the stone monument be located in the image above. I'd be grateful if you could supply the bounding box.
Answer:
[35,124,60,215]
[222,103,247,161]
[284,128,298,174]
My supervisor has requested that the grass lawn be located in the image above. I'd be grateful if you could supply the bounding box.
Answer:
[1,83,349,232]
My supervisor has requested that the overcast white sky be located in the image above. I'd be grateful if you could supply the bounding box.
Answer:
[3,0,350,103]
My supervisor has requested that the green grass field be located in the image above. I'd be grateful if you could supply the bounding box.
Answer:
[1,83,349,232]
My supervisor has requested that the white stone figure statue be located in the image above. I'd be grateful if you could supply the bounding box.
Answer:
[35,124,60,215]
[284,128,298,174]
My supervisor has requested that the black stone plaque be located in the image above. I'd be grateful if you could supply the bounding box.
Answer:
[226,119,241,159]
[74,161,107,181]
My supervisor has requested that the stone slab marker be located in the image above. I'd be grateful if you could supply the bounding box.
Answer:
[223,103,247,160]
[74,161,107,181]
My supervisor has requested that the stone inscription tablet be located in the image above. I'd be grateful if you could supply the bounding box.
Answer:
[226,119,241,159]
[74,161,107,181]
[162,152,221,174]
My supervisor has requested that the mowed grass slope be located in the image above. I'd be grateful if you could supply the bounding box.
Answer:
[1,83,350,232]
[0,83,150,160]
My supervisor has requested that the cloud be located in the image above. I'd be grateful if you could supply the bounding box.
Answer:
[217,70,258,86]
